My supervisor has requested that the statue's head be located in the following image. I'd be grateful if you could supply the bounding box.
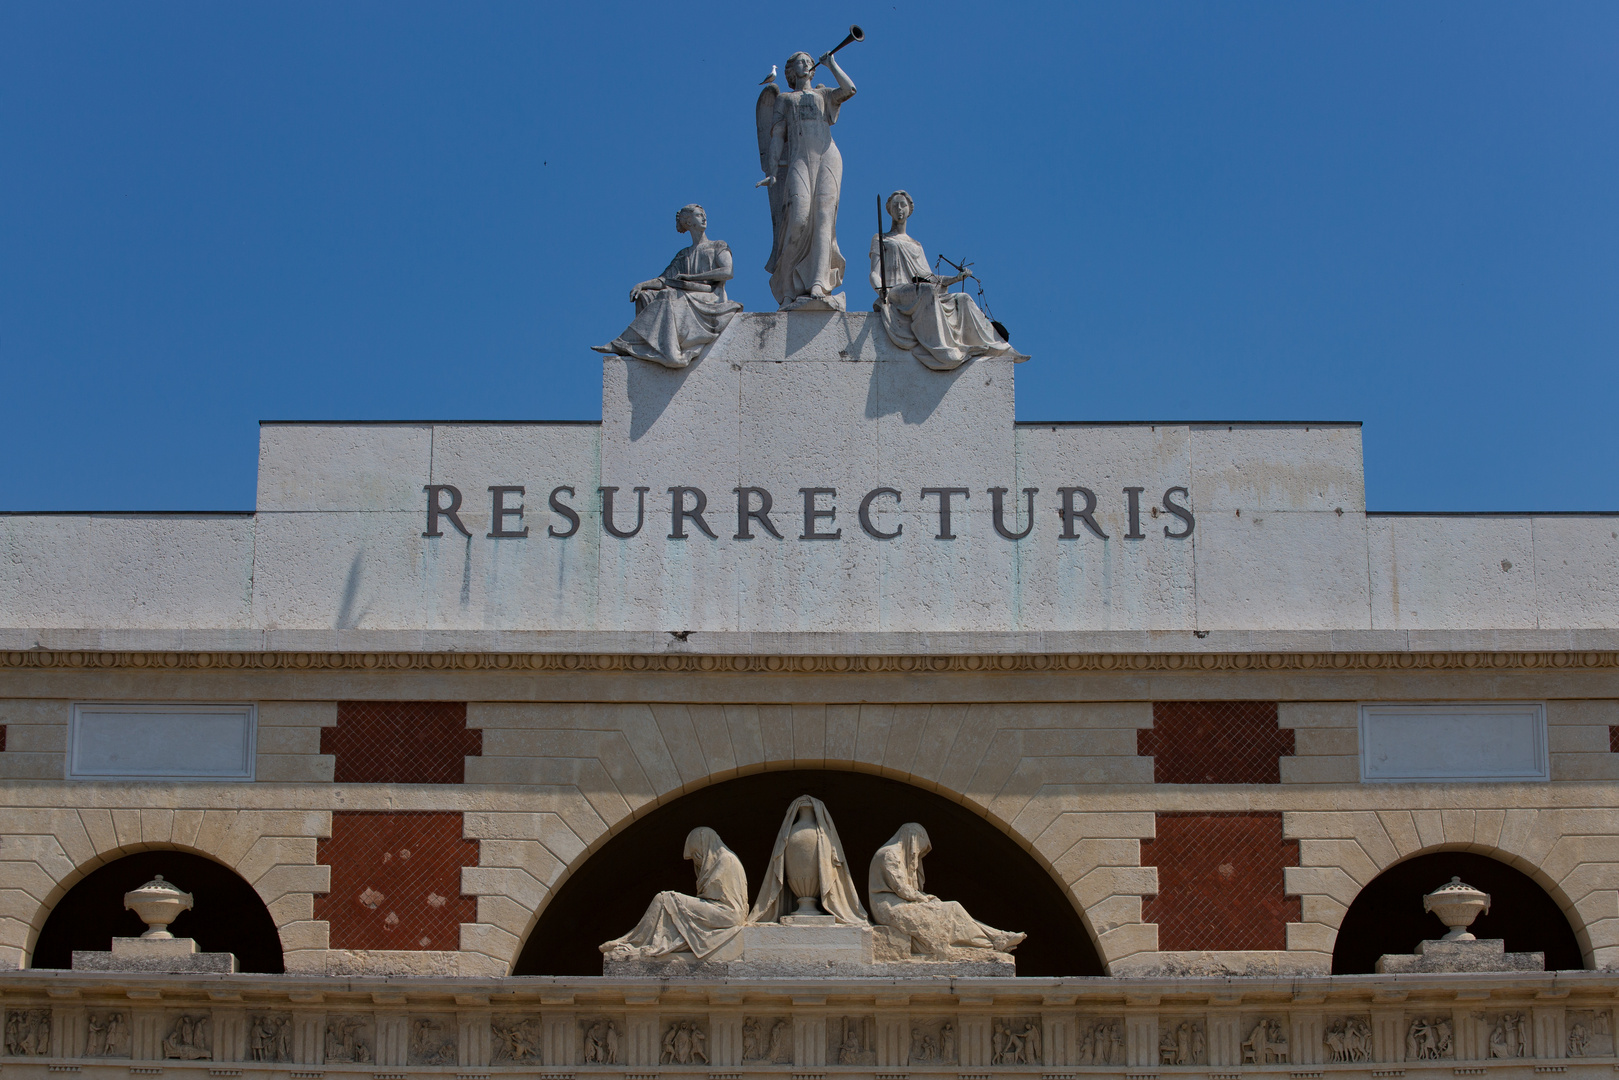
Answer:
[785,52,814,89]
[886,190,914,224]
[675,204,706,234]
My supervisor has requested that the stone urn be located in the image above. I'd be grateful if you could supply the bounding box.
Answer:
[783,805,823,916]
[1423,876,1491,941]
[123,875,193,939]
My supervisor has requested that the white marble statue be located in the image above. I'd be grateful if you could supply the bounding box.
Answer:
[599,826,749,960]
[870,191,1027,370]
[756,51,857,310]
[868,823,1025,955]
[749,795,868,924]
[592,205,743,368]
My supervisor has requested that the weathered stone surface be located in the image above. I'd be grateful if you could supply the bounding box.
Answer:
[1375,937,1545,974]
[72,937,237,974]
[602,922,1013,979]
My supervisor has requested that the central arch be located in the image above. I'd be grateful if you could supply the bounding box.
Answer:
[514,769,1105,976]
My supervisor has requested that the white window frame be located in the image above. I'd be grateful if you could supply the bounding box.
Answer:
[68,703,258,781]
[1358,702,1548,783]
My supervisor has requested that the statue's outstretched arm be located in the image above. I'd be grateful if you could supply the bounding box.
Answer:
[822,54,856,102]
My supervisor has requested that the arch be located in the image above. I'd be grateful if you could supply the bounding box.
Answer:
[1330,851,1584,974]
[31,850,285,973]
[511,768,1106,977]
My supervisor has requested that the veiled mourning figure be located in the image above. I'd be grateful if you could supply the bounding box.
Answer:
[870,191,1027,370]
[593,204,743,368]
[599,827,748,960]
[756,51,857,310]
[749,795,868,924]
[868,823,1025,955]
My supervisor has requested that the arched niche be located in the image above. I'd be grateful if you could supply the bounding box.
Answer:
[1331,851,1583,974]
[515,768,1105,977]
[31,850,284,974]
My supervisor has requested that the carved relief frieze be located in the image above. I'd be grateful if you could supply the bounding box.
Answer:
[1566,1010,1614,1057]
[163,1014,211,1061]
[1322,1016,1372,1063]
[827,1016,876,1066]
[1479,1011,1529,1059]
[324,1015,374,1064]
[579,1017,623,1066]
[908,1018,958,1065]
[742,1017,791,1064]
[491,1017,542,1064]
[1404,1015,1454,1061]
[408,1017,456,1066]
[85,1011,130,1059]
[990,1017,1041,1065]
[247,1013,292,1062]
[659,1019,710,1065]
[4,1009,51,1057]
[1158,1018,1206,1066]
[1074,1018,1124,1066]
[1242,1017,1289,1065]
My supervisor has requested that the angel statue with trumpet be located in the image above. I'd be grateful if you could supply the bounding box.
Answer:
[756,29,861,311]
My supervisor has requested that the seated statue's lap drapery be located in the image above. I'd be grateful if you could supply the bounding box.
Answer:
[594,204,742,369]
[871,191,1027,371]
[599,827,748,961]
[868,822,1025,956]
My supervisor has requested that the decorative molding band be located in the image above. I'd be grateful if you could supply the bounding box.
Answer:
[1,649,1618,676]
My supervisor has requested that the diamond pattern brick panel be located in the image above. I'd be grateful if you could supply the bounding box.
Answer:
[1609,725,1619,753]
[323,701,481,784]
[1138,701,1294,783]
[0,725,6,752]
[1140,812,1301,951]
[314,811,479,950]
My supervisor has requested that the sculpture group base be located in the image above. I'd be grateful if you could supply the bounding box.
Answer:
[72,936,237,974]
[1375,937,1544,974]
[604,923,1015,979]
[779,293,846,312]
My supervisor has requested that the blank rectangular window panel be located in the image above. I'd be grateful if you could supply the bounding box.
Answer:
[69,703,257,781]
[1359,703,1547,782]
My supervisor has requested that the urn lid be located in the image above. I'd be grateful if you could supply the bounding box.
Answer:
[1424,876,1488,905]
[123,874,193,906]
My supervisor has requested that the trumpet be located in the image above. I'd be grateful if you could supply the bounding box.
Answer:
[810,25,864,70]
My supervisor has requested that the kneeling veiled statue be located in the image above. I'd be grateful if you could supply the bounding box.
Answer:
[869,822,1025,956]
[593,204,743,369]
[749,795,868,924]
[599,826,748,961]
[870,191,1028,371]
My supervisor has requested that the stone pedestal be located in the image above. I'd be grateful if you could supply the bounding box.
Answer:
[72,936,237,974]
[603,922,1015,978]
[1375,937,1543,974]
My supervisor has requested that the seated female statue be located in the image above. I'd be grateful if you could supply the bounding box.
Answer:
[868,822,1025,956]
[593,204,743,369]
[599,826,748,960]
[870,191,1027,371]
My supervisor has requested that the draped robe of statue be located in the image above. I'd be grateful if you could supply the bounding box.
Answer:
[748,795,868,925]
[760,85,850,309]
[868,823,1025,955]
[599,827,749,959]
[599,240,743,369]
[870,231,1026,371]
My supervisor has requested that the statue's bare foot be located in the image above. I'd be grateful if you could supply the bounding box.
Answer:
[810,284,827,298]
[590,344,621,355]
[991,931,1026,952]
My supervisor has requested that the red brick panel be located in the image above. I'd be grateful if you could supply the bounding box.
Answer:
[1141,812,1301,951]
[0,725,7,752]
[1609,726,1619,753]
[322,702,481,784]
[1138,701,1294,784]
[314,811,479,950]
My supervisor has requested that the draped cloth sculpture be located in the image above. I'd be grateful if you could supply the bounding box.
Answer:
[870,191,1027,371]
[868,823,1025,956]
[756,51,857,310]
[599,827,749,960]
[749,795,869,924]
[593,205,743,369]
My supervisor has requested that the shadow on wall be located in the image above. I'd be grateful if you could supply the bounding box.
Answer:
[1331,851,1584,974]
[514,769,1105,977]
[31,851,285,974]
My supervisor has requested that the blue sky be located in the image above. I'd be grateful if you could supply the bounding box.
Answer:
[3,2,1615,511]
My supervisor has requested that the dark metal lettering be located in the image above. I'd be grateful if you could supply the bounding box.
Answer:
[667,487,717,540]
[733,486,784,540]
[1057,486,1109,540]
[988,486,1038,540]
[599,486,649,539]
[920,487,970,540]
[858,487,901,540]
[1162,486,1195,539]
[547,485,580,538]
[423,484,470,538]
[799,487,841,540]
[1123,486,1146,540]
[487,486,529,538]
